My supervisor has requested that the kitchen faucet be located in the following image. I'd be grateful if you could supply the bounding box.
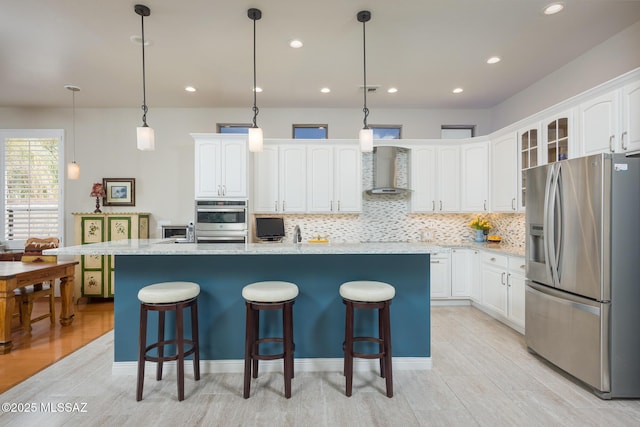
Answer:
[293,225,302,244]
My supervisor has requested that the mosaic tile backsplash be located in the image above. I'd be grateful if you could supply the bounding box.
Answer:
[254,149,526,248]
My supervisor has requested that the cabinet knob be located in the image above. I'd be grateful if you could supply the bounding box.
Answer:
[490,257,496,261]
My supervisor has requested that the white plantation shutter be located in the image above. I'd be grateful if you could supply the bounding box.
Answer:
[1,130,63,243]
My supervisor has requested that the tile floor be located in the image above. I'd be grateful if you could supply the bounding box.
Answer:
[1,306,639,426]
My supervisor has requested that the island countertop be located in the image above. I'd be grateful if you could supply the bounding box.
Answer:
[46,239,448,256]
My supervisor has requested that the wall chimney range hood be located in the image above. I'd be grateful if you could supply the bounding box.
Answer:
[367,146,409,195]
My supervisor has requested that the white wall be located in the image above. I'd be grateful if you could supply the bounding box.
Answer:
[490,20,640,131]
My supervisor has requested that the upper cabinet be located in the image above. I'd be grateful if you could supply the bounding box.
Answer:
[253,144,307,213]
[192,134,248,199]
[411,145,460,213]
[621,81,640,154]
[543,111,572,163]
[307,144,361,213]
[577,82,640,155]
[491,133,518,212]
[460,141,489,212]
[517,124,540,210]
[578,91,619,155]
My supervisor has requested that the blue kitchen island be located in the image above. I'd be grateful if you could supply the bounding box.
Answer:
[50,240,436,371]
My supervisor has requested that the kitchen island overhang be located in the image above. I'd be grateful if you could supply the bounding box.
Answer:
[49,240,436,373]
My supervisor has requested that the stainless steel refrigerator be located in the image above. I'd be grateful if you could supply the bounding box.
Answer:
[525,153,640,399]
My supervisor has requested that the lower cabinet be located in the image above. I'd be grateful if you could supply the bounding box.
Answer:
[480,252,525,329]
[451,248,479,298]
[73,213,150,298]
[429,251,451,299]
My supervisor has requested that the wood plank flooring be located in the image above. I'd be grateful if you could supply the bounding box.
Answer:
[0,298,114,393]
[1,305,639,426]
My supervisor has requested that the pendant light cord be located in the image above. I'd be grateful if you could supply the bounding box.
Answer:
[72,89,77,161]
[252,15,259,128]
[140,12,148,126]
[361,14,369,129]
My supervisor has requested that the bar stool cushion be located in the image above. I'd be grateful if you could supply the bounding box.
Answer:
[339,281,395,302]
[138,282,200,304]
[242,281,299,303]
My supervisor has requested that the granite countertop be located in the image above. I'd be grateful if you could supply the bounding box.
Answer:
[46,239,525,258]
[46,239,447,256]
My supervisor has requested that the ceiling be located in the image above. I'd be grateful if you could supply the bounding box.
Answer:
[1,0,640,110]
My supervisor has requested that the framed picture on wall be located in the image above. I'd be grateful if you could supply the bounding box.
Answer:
[103,178,135,206]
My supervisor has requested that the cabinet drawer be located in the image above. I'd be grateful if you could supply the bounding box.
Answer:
[481,252,508,269]
[509,256,526,274]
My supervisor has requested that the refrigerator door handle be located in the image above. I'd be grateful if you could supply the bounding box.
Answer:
[547,163,560,287]
[554,162,563,284]
[543,163,556,286]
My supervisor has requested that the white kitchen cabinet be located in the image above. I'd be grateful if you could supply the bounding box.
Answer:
[491,133,518,212]
[518,123,541,210]
[543,111,572,164]
[451,248,479,298]
[253,144,306,213]
[307,144,361,213]
[430,252,451,299]
[481,252,508,317]
[461,141,489,212]
[578,90,619,155]
[621,80,640,154]
[193,134,247,199]
[507,256,526,328]
[481,252,525,329]
[411,145,459,213]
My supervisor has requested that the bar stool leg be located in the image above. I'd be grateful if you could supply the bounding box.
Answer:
[252,306,259,379]
[191,299,201,381]
[344,301,354,397]
[136,305,148,401]
[382,302,393,398]
[378,307,385,378]
[243,302,254,399]
[283,301,293,398]
[176,304,185,401]
[157,311,165,380]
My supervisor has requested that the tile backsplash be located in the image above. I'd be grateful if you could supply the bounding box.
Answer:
[253,149,525,248]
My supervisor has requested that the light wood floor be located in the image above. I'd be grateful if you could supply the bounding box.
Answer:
[0,298,114,393]
[2,306,640,426]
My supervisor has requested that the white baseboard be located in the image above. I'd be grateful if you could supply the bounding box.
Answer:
[112,357,432,376]
[430,299,471,306]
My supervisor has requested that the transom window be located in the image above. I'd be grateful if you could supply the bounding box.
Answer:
[370,125,402,139]
[217,124,251,134]
[292,124,328,139]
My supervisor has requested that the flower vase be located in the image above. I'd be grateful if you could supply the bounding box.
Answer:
[475,229,484,243]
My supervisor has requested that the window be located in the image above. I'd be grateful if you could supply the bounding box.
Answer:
[1,130,64,247]
[292,124,328,139]
[441,125,475,139]
[370,125,402,139]
[217,124,251,134]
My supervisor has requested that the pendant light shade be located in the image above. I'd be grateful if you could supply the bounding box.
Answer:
[135,4,155,151]
[65,84,81,180]
[248,8,263,153]
[357,10,373,153]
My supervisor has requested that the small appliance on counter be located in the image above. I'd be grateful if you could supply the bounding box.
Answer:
[255,217,285,242]
[161,225,188,239]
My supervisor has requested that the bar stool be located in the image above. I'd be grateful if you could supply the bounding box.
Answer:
[340,280,395,398]
[242,281,298,399]
[136,281,201,401]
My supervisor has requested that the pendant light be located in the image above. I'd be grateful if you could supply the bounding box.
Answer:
[135,4,155,151]
[248,8,263,152]
[65,85,81,180]
[357,10,373,153]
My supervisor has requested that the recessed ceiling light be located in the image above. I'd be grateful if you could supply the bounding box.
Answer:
[452,88,464,94]
[253,87,263,93]
[289,39,303,48]
[130,35,151,46]
[486,56,501,64]
[543,2,565,15]
[387,88,398,93]
[320,87,331,93]
[185,86,196,92]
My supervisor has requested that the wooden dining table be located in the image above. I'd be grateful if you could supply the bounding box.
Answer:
[0,260,78,354]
